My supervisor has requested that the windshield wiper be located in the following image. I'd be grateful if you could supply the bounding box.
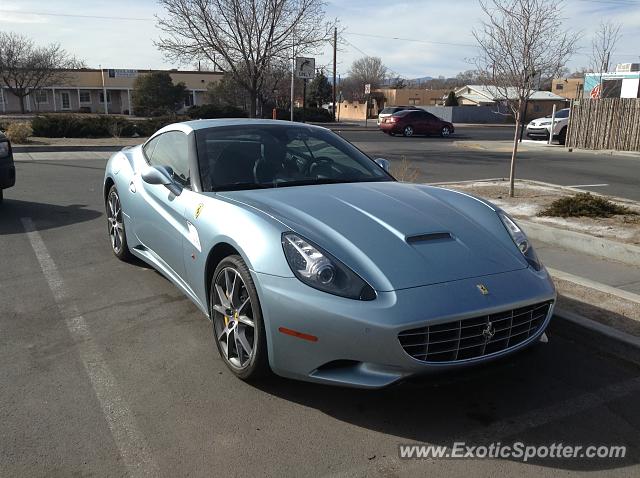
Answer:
[274,177,389,188]
[214,182,271,191]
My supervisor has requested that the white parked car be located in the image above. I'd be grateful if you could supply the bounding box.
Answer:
[526,108,570,144]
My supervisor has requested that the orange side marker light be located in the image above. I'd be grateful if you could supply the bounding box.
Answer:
[278,327,318,342]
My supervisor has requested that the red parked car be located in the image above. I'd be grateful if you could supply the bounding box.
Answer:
[379,109,454,137]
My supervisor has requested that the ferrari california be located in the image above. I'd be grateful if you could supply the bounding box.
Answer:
[103,119,555,389]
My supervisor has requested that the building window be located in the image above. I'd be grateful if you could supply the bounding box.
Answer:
[79,90,92,103]
[99,91,112,104]
[35,90,49,104]
[555,84,564,90]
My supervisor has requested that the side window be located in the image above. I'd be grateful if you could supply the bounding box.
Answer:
[147,131,191,187]
[143,136,160,159]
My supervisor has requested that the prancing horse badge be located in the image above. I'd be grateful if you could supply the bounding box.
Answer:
[476,284,489,295]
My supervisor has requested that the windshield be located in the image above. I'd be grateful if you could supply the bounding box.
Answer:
[380,108,399,114]
[195,125,393,191]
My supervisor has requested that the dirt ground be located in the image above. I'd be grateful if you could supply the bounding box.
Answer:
[441,180,640,246]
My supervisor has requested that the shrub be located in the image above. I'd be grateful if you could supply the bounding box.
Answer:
[389,156,421,183]
[272,107,333,123]
[539,193,637,218]
[5,122,33,143]
[32,115,138,138]
[133,115,189,137]
[187,104,247,119]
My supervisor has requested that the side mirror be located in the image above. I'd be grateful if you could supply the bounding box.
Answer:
[142,165,172,185]
[142,165,183,196]
[374,158,390,172]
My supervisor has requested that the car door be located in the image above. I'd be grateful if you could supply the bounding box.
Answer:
[135,130,194,280]
[413,111,432,134]
[422,112,440,134]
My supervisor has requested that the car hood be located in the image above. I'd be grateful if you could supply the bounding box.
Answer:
[219,182,527,291]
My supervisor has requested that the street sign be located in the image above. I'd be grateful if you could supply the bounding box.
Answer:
[364,83,371,95]
[295,57,315,79]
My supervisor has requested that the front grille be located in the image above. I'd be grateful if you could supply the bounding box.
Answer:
[398,301,553,363]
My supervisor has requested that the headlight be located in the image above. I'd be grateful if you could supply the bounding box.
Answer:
[0,141,9,158]
[498,211,542,271]
[282,233,376,300]
[539,121,552,126]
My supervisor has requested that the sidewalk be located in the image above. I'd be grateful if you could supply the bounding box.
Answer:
[532,238,640,337]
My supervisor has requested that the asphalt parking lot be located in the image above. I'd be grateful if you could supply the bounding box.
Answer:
[339,127,640,201]
[2,143,640,476]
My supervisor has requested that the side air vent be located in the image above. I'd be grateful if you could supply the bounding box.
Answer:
[406,232,453,244]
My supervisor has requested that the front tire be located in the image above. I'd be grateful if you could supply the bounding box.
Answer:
[210,255,269,381]
[106,185,133,261]
[558,127,567,145]
[440,126,452,137]
[403,125,414,137]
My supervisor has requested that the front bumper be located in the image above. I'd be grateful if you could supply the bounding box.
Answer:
[526,126,551,139]
[253,267,556,389]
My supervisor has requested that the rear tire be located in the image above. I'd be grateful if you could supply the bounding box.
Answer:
[106,185,133,261]
[210,255,270,381]
[403,125,414,137]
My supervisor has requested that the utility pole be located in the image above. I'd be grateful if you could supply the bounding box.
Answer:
[100,65,108,115]
[332,27,337,122]
[290,29,295,122]
[302,79,307,123]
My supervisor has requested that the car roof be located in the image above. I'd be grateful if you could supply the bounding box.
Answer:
[152,118,330,138]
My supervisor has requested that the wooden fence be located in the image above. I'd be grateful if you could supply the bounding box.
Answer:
[567,98,640,152]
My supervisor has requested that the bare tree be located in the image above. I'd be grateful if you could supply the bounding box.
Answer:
[473,0,579,197]
[0,32,84,114]
[591,21,622,74]
[156,0,333,117]
[347,56,388,93]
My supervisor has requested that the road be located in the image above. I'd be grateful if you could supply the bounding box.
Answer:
[338,126,640,201]
[1,152,639,477]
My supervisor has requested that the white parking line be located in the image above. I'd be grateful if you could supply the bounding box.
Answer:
[21,217,160,478]
[567,184,609,188]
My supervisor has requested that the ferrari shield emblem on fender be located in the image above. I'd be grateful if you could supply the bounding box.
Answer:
[195,203,204,219]
[476,284,489,295]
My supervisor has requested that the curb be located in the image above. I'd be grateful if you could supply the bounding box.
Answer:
[13,145,127,153]
[547,268,640,305]
[520,219,640,267]
[552,308,640,365]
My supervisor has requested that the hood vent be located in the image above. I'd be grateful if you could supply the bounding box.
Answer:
[406,232,453,244]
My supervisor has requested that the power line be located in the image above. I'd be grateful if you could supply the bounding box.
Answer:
[345,32,476,48]
[0,10,152,21]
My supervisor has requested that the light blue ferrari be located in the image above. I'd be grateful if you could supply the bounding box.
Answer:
[104,119,556,388]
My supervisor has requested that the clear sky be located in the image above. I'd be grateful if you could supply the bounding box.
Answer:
[1,0,639,78]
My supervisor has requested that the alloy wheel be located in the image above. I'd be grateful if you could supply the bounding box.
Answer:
[441,126,451,137]
[212,267,256,369]
[107,190,124,254]
[403,126,414,137]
